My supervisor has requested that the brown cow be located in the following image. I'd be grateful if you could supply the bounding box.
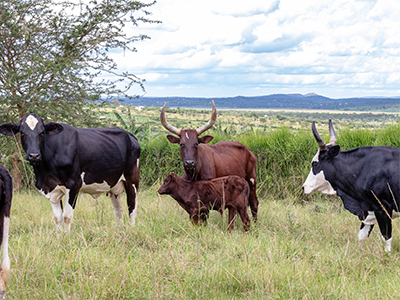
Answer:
[160,101,259,221]
[158,172,251,231]
[0,164,12,299]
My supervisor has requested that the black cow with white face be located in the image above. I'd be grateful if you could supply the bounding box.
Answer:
[0,114,140,232]
[303,120,400,252]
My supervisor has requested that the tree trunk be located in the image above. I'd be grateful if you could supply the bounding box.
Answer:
[10,155,22,192]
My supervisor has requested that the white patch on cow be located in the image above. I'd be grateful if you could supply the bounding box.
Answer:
[362,211,377,225]
[63,191,74,233]
[185,132,189,139]
[80,172,126,195]
[382,236,392,253]
[303,169,336,195]
[130,184,138,226]
[26,115,39,130]
[39,185,66,204]
[303,149,336,194]
[312,149,320,162]
[137,158,140,169]
[358,224,372,242]
[359,211,377,242]
[1,216,10,282]
[110,193,123,221]
[250,178,255,185]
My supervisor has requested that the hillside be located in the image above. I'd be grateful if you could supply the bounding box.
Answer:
[127,93,399,111]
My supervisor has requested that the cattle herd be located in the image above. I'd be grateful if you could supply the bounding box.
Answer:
[0,102,398,297]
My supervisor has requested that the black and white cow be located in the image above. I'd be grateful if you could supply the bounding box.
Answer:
[0,164,11,298]
[303,120,400,252]
[0,113,140,232]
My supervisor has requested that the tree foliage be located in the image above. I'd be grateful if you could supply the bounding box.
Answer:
[0,0,159,125]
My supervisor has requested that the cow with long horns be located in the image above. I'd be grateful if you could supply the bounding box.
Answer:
[303,120,400,252]
[160,101,259,221]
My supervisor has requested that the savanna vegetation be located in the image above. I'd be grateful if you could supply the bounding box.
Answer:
[1,105,400,299]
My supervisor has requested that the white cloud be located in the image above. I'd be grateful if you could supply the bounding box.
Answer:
[114,0,400,98]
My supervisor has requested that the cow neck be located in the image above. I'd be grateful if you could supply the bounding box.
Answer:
[174,178,194,202]
[326,149,367,197]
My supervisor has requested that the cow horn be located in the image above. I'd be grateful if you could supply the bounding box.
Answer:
[160,103,181,136]
[196,100,217,135]
[312,121,327,150]
[328,119,337,146]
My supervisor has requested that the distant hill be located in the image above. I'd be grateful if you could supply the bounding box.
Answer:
[125,94,400,111]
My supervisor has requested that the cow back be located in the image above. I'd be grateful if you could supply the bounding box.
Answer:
[195,141,256,180]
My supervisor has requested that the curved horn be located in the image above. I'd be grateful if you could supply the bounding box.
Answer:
[312,121,327,150]
[328,119,337,146]
[196,100,217,135]
[160,103,181,136]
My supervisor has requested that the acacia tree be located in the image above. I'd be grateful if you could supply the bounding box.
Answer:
[0,0,158,125]
[0,0,158,189]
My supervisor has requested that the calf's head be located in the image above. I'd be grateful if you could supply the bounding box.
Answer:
[0,114,64,166]
[160,101,217,180]
[157,172,178,195]
[158,172,207,224]
[302,120,339,195]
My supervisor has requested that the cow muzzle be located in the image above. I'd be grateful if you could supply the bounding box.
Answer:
[27,152,41,165]
[184,160,196,180]
[184,160,195,168]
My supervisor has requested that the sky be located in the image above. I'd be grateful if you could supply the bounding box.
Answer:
[111,0,400,99]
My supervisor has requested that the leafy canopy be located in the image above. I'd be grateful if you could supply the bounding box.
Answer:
[0,0,159,125]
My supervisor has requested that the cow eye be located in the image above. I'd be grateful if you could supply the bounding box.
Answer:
[194,143,198,148]
[180,143,185,148]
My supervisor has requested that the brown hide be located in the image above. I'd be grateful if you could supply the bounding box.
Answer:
[158,172,251,231]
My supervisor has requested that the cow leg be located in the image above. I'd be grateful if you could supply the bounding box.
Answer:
[0,214,10,294]
[109,193,123,222]
[237,206,251,232]
[227,207,237,231]
[124,156,140,226]
[41,187,65,230]
[63,187,79,233]
[124,183,138,226]
[358,223,375,243]
[247,178,259,222]
[50,202,63,230]
[358,211,376,243]
[375,209,393,252]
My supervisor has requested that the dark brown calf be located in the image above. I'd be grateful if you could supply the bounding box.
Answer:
[158,172,251,231]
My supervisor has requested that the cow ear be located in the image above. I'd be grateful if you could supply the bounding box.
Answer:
[198,135,213,144]
[166,135,180,144]
[0,124,19,136]
[44,123,64,136]
[328,145,340,158]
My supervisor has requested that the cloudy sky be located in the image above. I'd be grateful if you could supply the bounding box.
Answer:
[113,0,400,99]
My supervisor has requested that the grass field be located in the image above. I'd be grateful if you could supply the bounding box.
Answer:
[6,187,400,299]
